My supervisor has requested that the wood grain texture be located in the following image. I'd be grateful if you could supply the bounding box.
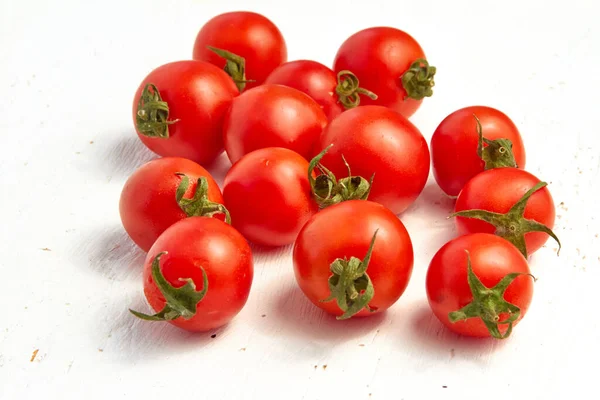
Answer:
[0,0,598,399]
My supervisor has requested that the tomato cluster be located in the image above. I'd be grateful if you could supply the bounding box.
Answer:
[119,11,560,339]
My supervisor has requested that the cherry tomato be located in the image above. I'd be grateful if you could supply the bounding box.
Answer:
[265,60,377,121]
[293,200,413,319]
[223,84,327,164]
[453,168,559,258]
[426,233,534,338]
[315,105,430,215]
[431,106,526,197]
[119,157,228,252]
[333,27,436,118]
[192,11,287,90]
[130,217,253,332]
[223,147,318,247]
[132,60,238,165]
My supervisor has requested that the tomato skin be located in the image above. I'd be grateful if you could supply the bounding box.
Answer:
[316,105,430,215]
[143,217,253,332]
[426,233,533,338]
[265,60,343,121]
[132,61,238,165]
[192,11,287,89]
[223,84,327,164]
[119,157,224,252]
[223,147,318,247]
[455,168,556,256]
[333,27,428,118]
[293,200,414,317]
[431,106,526,197]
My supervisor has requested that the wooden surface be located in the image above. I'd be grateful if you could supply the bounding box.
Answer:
[1,0,598,398]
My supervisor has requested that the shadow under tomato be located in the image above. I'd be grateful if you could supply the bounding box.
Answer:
[95,291,224,364]
[69,224,146,282]
[407,303,508,362]
[253,284,387,354]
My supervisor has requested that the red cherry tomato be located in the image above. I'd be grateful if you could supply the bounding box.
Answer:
[426,233,534,339]
[431,106,526,197]
[119,157,228,252]
[293,200,414,319]
[132,60,238,165]
[265,60,377,121]
[454,168,558,257]
[223,147,318,247]
[315,105,430,215]
[333,27,436,118]
[223,84,327,164]
[131,217,253,332]
[192,11,287,90]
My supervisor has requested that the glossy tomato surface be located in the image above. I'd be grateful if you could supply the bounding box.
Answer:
[144,217,253,332]
[192,11,287,89]
[265,60,344,121]
[455,168,556,256]
[223,147,318,247]
[293,200,414,317]
[132,60,238,165]
[223,84,327,163]
[426,233,533,338]
[316,105,430,214]
[333,27,431,118]
[431,106,526,197]
[119,157,224,252]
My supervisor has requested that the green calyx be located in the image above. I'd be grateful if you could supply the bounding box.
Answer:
[400,58,436,100]
[449,251,535,339]
[451,181,561,258]
[308,145,373,209]
[335,70,378,109]
[136,83,180,138]
[175,173,231,224]
[473,114,518,169]
[129,252,208,321]
[321,230,378,320]
[207,46,254,92]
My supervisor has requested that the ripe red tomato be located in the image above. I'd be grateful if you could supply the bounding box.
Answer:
[192,11,287,90]
[315,105,430,215]
[130,217,253,332]
[132,60,238,165]
[453,168,559,258]
[431,106,526,197]
[293,200,413,319]
[426,233,534,339]
[223,147,318,247]
[333,27,435,118]
[264,60,377,121]
[119,157,228,252]
[223,84,327,164]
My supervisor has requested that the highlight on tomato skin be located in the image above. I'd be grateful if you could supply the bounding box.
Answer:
[293,200,414,319]
[425,233,534,339]
[430,105,526,197]
[130,217,254,333]
[192,11,288,91]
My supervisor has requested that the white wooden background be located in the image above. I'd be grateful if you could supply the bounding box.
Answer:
[1,0,598,398]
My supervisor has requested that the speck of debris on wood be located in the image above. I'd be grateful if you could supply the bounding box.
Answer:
[322,364,327,370]
[210,334,217,338]
[30,349,39,362]
[41,248,51,251]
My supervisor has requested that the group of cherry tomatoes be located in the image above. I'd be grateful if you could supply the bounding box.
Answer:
[119,11,560,338]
